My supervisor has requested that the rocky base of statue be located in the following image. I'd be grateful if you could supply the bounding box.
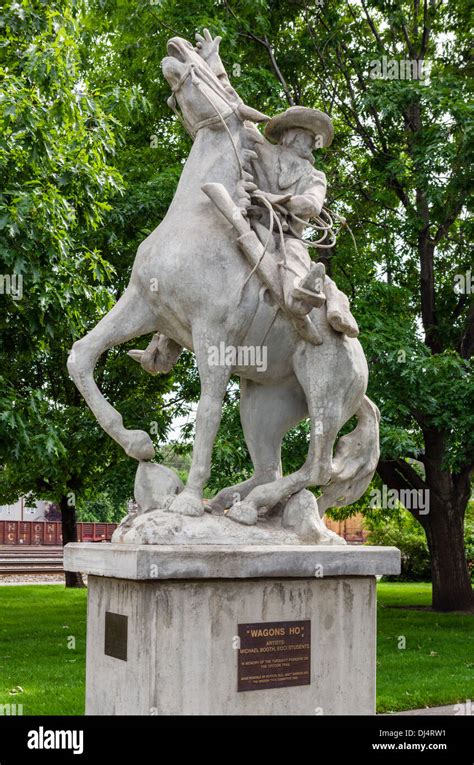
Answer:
[112,462,345,546]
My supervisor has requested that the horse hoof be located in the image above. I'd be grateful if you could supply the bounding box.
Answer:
[226,501,258,526]
[125,430,155,461]
[167,492,204,517]
[207,497,226,515]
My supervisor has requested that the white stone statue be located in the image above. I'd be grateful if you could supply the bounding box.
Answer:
[67,30,380,545]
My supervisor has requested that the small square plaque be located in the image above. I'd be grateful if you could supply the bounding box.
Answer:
[238,619,311,692]
[104,611,128,662]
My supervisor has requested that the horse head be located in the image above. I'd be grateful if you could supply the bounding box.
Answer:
[162,36,268,139]
[161,37,239,139]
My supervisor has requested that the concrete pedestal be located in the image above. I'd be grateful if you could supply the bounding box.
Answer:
[64,543,400,716]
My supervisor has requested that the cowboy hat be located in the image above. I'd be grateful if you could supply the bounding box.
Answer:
[264,106,334,147]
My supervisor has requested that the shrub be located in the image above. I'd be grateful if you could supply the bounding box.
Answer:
[365,504,474,582]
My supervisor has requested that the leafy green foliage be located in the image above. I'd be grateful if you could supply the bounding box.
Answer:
[0,0,191,509]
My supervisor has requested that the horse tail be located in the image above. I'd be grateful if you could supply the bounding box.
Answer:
[317,395,380,517]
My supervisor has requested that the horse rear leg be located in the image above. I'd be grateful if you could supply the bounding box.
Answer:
[230,340,365,522]
[67,287,159,460]
[211,377,307,514]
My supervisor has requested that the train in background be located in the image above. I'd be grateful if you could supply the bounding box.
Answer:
[0,520,117,545]
[0,516,365,546]
[0,497,117,545]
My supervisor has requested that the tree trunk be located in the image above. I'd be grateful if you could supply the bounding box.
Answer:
[60,494,85,588]
[422,431,472,611]
[424,496,473,612]
[377,451,473,612]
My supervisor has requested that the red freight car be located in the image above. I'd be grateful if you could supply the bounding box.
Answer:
[0,521,117,545]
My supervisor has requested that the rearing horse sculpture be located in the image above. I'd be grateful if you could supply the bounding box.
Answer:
[67,34,380,543]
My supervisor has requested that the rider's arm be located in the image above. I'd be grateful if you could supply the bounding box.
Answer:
[287,170,327,218]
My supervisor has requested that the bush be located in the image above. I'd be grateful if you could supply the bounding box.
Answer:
[365,504,474,582]
[366,517,431,581]
[77,491,127,523]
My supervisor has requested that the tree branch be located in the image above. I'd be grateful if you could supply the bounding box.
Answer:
[434,199,464,245]
[459,304,474,359]
[359,0,387,53]
[399,12,416,59]
[224,1,296,105]
[420,0,431,58]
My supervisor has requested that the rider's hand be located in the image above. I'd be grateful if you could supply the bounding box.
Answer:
[287,194,321,217]
[255,190,292,206]
[194,29,222,62]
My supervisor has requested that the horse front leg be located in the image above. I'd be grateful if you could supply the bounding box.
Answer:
[167,336,231,517]
[67,286,159,460]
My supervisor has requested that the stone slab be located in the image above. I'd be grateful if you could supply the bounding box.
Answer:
[392,704,464,716]
[64,542,400,580]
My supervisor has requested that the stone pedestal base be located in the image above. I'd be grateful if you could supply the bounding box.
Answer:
[64,544,400,716]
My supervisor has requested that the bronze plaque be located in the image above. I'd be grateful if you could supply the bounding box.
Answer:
[237,620,311,692]
[104,611,128,661]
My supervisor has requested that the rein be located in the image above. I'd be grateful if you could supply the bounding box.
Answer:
[250,199,360,267]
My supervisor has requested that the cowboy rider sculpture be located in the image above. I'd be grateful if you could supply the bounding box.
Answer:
[131,30,358,374]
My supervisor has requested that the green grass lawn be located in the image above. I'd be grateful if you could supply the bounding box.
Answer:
[0,585,87,715]
[377,582,474,713]
[0,582,472,714]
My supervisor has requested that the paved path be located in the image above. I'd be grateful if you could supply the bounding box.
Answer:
[389,704,464,715]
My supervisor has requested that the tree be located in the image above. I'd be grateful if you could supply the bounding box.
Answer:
[0,0,186,585]
[278,0,473,612]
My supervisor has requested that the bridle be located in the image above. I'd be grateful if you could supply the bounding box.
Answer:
[167,61,240,140]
